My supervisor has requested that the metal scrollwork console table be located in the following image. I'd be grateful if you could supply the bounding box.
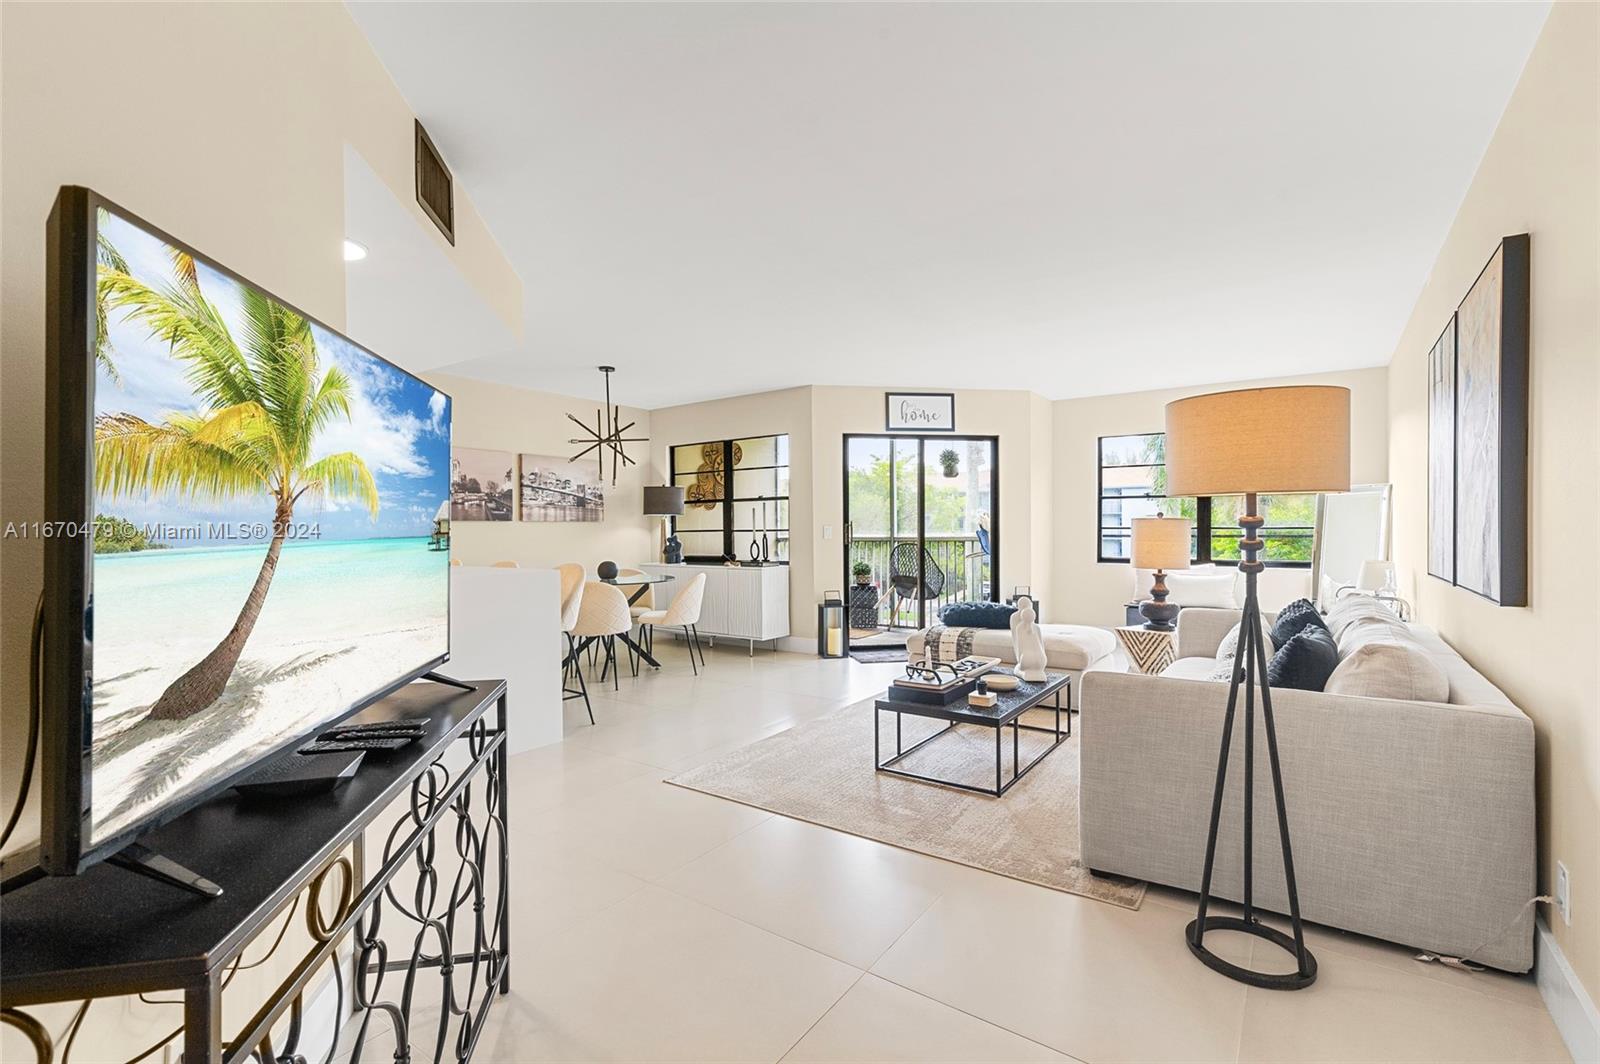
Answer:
[0,678,510,1064]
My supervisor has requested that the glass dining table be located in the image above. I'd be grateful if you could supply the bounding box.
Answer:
[565,571,677,671]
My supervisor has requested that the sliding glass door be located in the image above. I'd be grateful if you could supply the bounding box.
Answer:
[843,434,998,649]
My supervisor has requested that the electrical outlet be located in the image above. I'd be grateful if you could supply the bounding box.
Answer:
[1556,861,1571,926]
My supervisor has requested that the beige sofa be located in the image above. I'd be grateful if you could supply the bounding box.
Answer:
[1078,603,1536,973]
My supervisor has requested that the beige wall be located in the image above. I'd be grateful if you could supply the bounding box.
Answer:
[1050,367,1391,625]
[653,374,1388,638]
[652,386,1057,638]
[1386,2,1599,1000]
[650,387,816,635]
[0,2,520,1055]
[429,373,657,572]
[809,386,1052,633]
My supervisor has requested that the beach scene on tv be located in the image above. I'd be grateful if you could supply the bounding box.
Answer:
[87,208,451,844]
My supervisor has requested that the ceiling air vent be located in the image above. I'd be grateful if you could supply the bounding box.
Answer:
[414,120,455,245]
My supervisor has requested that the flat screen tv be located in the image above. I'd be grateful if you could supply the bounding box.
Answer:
[37,187,452,879]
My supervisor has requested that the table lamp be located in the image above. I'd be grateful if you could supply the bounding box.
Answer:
[1358,559,1397,593]
[1131,516,1191,630]
[1164,384,1350,992]
[643,486,685,564]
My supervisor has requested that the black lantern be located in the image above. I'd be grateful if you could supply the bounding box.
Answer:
[818,592,846,658]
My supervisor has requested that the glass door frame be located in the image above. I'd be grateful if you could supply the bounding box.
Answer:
[841,433,1001,650]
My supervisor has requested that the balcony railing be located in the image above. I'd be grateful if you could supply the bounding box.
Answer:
[846,534,993,630]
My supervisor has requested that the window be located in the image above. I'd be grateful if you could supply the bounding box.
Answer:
[1097,433,1314,567]
[669,434,790,563]
[1098,434,1197,561]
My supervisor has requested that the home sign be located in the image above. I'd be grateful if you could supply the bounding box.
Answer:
[885,392,956,432]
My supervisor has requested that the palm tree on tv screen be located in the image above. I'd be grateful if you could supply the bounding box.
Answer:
[95,248,379,722]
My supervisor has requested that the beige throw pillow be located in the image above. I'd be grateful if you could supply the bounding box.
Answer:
[1325,619,1449,702]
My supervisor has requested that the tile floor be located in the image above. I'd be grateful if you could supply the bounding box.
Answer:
[390,640,1572,1063]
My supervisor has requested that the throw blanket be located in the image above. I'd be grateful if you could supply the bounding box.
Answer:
[920,625,985,664]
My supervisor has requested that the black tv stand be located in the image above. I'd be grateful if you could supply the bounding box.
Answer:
[107,841,222,898]
[420,669,476,692]
[2,678,510,1063]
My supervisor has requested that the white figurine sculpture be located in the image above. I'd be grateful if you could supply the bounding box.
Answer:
[1010,595,1048,682]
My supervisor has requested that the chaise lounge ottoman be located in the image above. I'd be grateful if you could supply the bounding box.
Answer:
[907,622,1119,685]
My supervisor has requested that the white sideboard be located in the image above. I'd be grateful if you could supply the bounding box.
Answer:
[640,562,790,653]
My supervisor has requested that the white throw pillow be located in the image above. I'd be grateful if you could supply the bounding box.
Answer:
[1164,569,1238,609]
[1215,621,1242,664]
[1201,621,1243,682]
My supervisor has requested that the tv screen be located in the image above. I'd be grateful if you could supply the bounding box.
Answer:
[42,188,451,871]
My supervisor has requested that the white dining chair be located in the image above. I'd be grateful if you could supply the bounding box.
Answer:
[616,567,655,625]
[636,572,708,675]
[557,563,590,722]
[571,581,633,692]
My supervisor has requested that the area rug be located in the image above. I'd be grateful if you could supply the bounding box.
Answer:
[848,646,908,664]
[668,699,1145,909]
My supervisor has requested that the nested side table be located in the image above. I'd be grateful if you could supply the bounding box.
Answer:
[1114,624,1177,674]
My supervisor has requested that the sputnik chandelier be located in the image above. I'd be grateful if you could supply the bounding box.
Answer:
[568,365,648,486]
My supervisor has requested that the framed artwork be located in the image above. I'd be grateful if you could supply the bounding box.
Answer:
[519,454,605,523]
[886,391,955,432]
[1452,234,1529,605]
[449,447,514,521]
[1426,315,1456,583]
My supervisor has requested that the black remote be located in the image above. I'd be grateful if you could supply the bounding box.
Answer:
[320,718,429,740]
[301,736,416,755]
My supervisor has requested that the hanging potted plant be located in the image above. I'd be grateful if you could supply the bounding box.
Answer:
[939,448,960,478]
[852,560,873,587]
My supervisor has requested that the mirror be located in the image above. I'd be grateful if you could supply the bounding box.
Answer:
[1311,483,1391,608]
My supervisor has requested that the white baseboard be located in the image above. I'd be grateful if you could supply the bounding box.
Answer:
[777,635,813,654]
[1537,917,1600,1063]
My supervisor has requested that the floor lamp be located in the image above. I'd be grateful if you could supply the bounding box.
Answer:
[1163,385,1351,990]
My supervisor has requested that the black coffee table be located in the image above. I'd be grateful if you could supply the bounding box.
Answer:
[873,671,1071,797]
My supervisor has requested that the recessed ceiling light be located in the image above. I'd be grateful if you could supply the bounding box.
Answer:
[342,239,368,262]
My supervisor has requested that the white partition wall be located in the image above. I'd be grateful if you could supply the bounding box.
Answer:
[447,565,563,753]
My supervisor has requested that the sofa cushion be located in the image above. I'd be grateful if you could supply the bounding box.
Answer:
[937,601,1016,629]
[908,623,1116,671]
[1270,598,1328,648]
[1326,622,1450,702]
[1266,626,1339,691]
[1324,594,1407,640]
[1164,569,1238,608]
[1402,626,1516,709]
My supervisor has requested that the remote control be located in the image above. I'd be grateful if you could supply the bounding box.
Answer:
[301,735,416,755]
[320,718,430,741]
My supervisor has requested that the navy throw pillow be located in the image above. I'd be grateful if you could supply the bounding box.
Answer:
[938,601,1017,629]
[1270,598,1328,649]
[1266,626,1338,691]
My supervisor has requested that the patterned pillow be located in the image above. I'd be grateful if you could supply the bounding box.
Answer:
[938,601,1016,629]
[1270,598,1327,649]
[1267,626,1339,691]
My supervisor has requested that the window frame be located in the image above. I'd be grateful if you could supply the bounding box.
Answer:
[669,433,791,564]
[1095,433,1313,569]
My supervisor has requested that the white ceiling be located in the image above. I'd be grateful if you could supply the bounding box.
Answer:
[347,1,1548,408]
